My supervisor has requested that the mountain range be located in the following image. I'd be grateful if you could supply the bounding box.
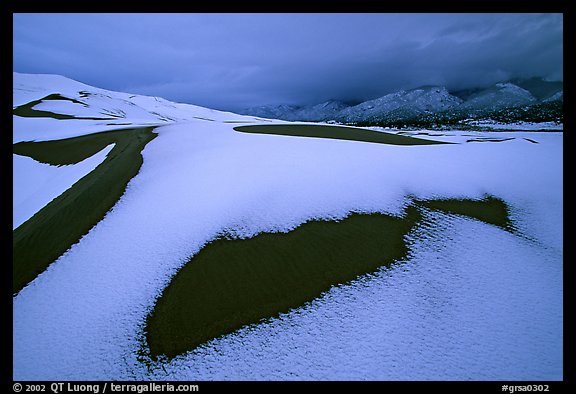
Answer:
[239,77,563,128]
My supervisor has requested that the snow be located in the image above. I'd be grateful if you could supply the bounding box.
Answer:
[337,86,463,123]
[461,119,563,131]
[12,116,160,143]
[240,86,464,123]
[241,81,562,126]
[12,73,563,381]
[13,144,115,229]
[460,83,537,111]
[544,91,563,102]
[13,72,98,107]
[13,72,254,133]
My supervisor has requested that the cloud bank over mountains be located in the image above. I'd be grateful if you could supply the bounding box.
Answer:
[13,13,563,112]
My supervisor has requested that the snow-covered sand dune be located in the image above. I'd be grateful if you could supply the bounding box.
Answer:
[12,73,562,380]
[13,144,114,229]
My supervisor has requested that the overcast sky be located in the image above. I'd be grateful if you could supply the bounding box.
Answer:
[13,13,563,111]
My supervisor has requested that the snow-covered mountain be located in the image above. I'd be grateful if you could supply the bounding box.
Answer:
[512,77,564,102]
[242,99,350,122]
[240,86,463,123]
[239,78,563,125]
[13,72,252,127]
[298,99,351,121]
[459,82,537,112]
[239,103,300,121]
[336,86,463,123]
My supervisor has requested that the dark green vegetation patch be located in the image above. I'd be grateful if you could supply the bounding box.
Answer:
[146,195,512,359]
[13,127,157,294]
[234,124,452,146]
[419,196,514,231]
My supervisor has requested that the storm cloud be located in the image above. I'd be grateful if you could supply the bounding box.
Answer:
[13,13,563,111]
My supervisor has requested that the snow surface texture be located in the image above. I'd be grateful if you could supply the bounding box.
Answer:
[13,144,115,229]
[13,73,563,380]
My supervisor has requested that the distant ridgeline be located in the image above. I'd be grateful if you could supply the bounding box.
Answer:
[239,78,563,129]
[352,100,563,129]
